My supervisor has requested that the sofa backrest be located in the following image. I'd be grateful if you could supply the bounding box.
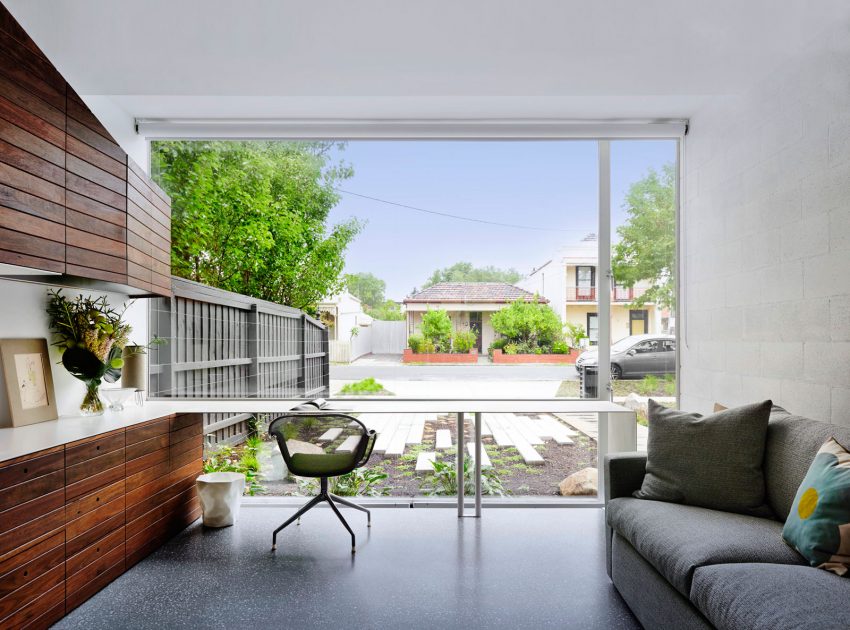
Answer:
[765,406,850,521]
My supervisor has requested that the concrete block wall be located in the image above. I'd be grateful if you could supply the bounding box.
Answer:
[681,22,850,426]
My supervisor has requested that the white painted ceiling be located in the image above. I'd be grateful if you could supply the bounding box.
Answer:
[5,0,850,121]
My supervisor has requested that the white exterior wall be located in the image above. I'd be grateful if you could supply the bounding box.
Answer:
[405,303,500,352]
[0,279,148,424]
[681,23,850,426]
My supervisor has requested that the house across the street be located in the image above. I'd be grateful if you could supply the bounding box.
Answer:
[403,282,547,354]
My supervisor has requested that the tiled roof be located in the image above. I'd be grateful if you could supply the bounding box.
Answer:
[404,282,547,304]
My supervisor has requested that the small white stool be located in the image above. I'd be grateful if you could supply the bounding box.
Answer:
[196,472,245,527]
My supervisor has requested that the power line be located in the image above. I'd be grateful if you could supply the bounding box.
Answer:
[335,188,588,233]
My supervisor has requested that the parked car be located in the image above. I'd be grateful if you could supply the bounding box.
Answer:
[574,334,676,379]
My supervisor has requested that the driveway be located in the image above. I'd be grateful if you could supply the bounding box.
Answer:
[330,354,578,382]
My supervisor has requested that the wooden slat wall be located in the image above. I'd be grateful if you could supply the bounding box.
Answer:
[0,4,172,296]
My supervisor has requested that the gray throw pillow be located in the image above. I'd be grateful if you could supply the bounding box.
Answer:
[634,399,774,517]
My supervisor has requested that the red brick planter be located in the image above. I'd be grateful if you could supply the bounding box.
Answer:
[491,349,577,364]
[403,348,478,364]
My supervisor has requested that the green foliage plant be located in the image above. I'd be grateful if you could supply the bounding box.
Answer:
[563,322,588,350]
[451,330,477,353]
[490,299,563,351]
[344,272,385,309]
[338,377,387,395]
[423,262,522,288]
[203,443,265,496]
[420,458,505,497]
[421,309,453,352]
[299,467,390,497]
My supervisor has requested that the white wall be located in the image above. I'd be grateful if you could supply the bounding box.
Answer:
[681,22,850,426]
[0,279,148,423]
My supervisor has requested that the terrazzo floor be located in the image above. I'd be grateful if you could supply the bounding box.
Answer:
[54,506,639,630]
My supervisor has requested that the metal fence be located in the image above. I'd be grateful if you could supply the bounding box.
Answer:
[149,277,329,447]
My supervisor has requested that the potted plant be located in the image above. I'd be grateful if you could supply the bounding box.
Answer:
[46,289,142,415]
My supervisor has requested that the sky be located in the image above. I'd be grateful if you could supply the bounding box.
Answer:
[327,140,676,301]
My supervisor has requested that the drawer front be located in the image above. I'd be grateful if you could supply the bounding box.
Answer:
[170,413,201,433]
[0,539,64,600]
[65,479,124,522]
[169,433,203,459]
[0,508,65,562]
[1,580,64,630]
[65,544,124,613]
[125,418,170,445]
[125,459,169,493]
[170,444,203,473]
[0,562,63,625]
[0,470,64,512]
[0,532,63,585]
[65,449,125,487]
[65,431,125,467]
[0,489,64,535]
[65,496,125,557]
[65,526,124,578]
[65,463,124,503]
[169,423,201,446]
[0,449,63,491]
[124,433,168,462]
[125,447,168,478]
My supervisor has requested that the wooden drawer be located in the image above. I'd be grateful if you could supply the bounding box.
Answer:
[2,581,64,630]
[125,475,172,512]
[169,423,201,446]
[0,537,63,600]
[0,470,63,512]
[170,444,202,472]
[0,508,64,562]
[125,418,170,445]
[65,479,124,522]
[126,485,196,540]
[124,433,168,462]
[66,526,124,578]
[125,459,169,493]
[65,449,124,487]
[125,474,194,524]
[1,489,64,536]
[169,433,203,458]
[170,413,201,434]
[0,449,63,491]
[125,447,167,478]
[0,562,63,625]
[171,460,201,486]
[65,496,124,557]
[65,544,124,613]
[65,463,124,503]
[65,431,124,467]
[125,498,200,570]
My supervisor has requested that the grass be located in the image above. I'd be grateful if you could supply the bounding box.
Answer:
[337,377,394,396]
[557,375,677,398]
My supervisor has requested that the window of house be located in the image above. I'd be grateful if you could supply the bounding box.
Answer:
[576,266,595,299]
[587,312,599,345]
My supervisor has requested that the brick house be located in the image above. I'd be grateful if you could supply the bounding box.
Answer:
[404,282,548,353]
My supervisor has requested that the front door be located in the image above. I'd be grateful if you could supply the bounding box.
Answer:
[630,310,648,336]
[469,312,483,353]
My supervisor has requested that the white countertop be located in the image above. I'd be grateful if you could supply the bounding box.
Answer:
[0,398,634,463]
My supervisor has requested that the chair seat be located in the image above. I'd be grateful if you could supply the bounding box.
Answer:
[290,452,357,477]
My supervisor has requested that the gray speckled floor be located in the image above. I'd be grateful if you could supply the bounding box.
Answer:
[54,506,638,630]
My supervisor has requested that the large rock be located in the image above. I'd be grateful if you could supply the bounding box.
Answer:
[559,467,598,496]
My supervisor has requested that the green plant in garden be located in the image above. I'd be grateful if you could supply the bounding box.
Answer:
[490,299,563,351]
[639,375,659,396]
[451,330,477,353]
[299,467,390,497]
[663,373,676,396]
[407,334,425,353]
[563,322,588,349]
[420,458,506,497]
[203,444,265,496]
[552,340,570,354]
[504,343,520,355]
[344,272,385,309]
[368,300,405,321]
[421,309,453,352]
[338,377,388,395]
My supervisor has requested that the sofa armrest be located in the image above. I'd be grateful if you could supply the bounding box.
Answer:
[604,452,647,504]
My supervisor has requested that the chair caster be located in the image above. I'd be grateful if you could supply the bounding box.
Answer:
[272,543,277,551]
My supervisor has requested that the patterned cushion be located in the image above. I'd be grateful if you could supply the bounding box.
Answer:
[782,438,850,576]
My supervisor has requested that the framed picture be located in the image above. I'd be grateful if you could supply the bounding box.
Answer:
[0,338,58,427]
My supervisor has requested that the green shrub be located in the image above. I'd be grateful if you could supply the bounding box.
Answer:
[504,343,519,355]
[490,299,563,350]
[339,377,386,394]
[563,322,588,349]
[299,466,390,497]
[638,375,659,396]
[421,309,452,352]
[452,330,477,353]
[552,340,570,354]
[489,337,508,352]
[407,334,425,353]
[203,444,265,496]
[420,458,505,496]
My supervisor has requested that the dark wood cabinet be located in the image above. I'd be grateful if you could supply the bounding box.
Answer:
[0,412,204,628]
[0,4,171,297]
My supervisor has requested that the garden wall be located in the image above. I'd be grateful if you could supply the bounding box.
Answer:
[402,348,478,364]
[491,349,577,364]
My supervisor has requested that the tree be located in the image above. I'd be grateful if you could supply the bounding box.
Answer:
[421,309,453,352]
[369,300,405,321]
[423,262,522,288]
[151,140,361,311]
[612,163,676,309]
[344,272,385,309]
[490,300,562,348]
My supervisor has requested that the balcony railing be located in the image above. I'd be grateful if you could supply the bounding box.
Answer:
[566,286,648,302]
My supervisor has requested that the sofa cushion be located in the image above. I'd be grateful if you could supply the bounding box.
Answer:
[765,406,850,521]
[782,437,850,575]
[607,497,804,596]
[634,399,773,516]
[691,563,850,630]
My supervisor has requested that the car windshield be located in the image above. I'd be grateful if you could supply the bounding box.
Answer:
[611,337,637,353]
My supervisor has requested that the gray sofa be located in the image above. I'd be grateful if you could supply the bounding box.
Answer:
[604,406,850,630]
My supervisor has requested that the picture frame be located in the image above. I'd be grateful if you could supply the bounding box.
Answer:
[0,338,58,427]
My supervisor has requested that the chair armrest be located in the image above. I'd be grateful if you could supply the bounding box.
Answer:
[604,452,647,504]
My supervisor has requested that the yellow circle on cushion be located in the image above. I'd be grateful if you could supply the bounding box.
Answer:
[798,487,819,520]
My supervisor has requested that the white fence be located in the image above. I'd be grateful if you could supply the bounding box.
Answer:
[328,320,406,363]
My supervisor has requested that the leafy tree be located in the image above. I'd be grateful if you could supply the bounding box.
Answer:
[151,140,361,310]
[563,322,588,349]
[369,300,405,321]
[345,272,385,309]
[423,262,522,288]
[612,163,676,309]
[490,300,562,349]
[421,309,453,352]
